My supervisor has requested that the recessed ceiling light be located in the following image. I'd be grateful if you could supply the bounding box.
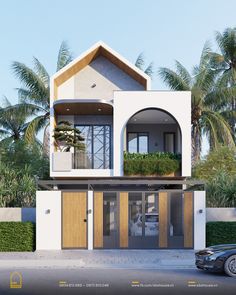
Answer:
[164,118,168,122]
[66,108,70,111]
[98,108,102,112]
[133,118,137,121]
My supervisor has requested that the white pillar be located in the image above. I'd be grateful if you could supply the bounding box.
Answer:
[194,191,206,250]
[36,190,61,250]
[87,190,93,250]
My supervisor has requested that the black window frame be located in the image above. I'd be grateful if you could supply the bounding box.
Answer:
[75,124,112,169]
[127,132,149,153]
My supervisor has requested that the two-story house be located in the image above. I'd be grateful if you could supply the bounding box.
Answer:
[36,41,206,251]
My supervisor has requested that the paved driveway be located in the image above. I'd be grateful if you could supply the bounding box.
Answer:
[0,250,195,269]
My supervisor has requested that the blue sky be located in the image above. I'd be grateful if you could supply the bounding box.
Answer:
[0,0,236,153]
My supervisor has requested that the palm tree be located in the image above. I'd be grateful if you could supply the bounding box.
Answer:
[0,97,31,146]
[158,43,235,163]
[11,41,73,154]
[210,27,236,140]
[135,52,154,78]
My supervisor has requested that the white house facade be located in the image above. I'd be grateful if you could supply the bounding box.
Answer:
[37,41,206,251]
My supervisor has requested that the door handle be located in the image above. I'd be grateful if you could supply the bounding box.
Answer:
[83,219,87,222]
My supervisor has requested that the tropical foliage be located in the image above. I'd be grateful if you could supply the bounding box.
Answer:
[210,27,236,140]
[11,41,73,154]
[135,52,154,78]
[158,43,235,163]
[193,146,236,181]
[193,146,236,207]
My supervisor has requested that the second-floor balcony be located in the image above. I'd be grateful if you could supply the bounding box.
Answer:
[73,151,111,169]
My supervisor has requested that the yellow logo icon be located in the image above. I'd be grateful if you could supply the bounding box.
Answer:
[10,272,22,289]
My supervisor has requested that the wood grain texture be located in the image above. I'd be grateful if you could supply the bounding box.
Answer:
[94,192,103,248]
[184,192,193,248]
[119,192,128,248]
[62,192,87,248]
[159,192,168,248]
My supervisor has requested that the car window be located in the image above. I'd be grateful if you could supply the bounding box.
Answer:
[145,215,158,222]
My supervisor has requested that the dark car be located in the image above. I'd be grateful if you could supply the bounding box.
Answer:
[195,244,236,277]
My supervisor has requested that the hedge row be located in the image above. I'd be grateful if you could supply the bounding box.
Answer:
[124,158,180,175]
[206,222,236,247]
[0,222,35,251]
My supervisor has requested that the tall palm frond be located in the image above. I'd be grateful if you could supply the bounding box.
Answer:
[135,52,154,79]
[158,44,235,163]
[12,41,73,151]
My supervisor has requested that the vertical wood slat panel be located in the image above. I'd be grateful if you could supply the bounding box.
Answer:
[119,192,128,248]
[94,192,103,248]
[159,192,168,248]
[62,192,87,248]
[184,192,193,248]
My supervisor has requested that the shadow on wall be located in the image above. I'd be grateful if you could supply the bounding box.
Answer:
[0,208,36,222]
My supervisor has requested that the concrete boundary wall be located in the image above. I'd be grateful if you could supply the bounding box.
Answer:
[206,208,236,222]
[0,208,35,222]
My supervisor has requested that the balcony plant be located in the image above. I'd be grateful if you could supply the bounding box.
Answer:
[53,121,85,152]
[123,152,181,176]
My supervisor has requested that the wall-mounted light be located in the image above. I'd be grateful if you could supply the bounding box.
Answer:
[45,209,50,214]
[91,83,96,88]
[199,209,203,214]
[66,108,70,112]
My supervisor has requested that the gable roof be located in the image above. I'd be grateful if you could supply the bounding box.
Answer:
[52,41,151,93]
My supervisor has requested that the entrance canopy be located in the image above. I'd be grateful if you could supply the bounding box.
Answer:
[38,177,204,191]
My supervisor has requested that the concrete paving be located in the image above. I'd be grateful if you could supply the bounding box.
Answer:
[0,250,195,269]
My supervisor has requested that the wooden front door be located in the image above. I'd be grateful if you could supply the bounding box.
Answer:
[62,192,87,248]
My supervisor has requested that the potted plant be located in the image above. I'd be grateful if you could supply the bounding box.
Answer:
[52,121,85,171]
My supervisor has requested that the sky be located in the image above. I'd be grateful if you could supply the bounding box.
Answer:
[0,0,236,154]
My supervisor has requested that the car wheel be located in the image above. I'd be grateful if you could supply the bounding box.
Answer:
[224,255,236,277]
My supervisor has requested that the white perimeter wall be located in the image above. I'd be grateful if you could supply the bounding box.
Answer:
[206,208,236,222]
[194,191,206,250]
[36,191,61,250]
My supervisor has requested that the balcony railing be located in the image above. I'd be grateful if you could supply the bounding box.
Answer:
[73,151,111,169]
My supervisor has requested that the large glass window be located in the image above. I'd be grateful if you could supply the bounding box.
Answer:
[145,193,158,237]
[75,125,111,169]
[129,193,142,237]
[103,192,118,248]
[127,132,148,153]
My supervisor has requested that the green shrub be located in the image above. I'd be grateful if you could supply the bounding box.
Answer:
[193,146,236,182]
[0,222,35,251]
[206,222,236,247]
[206,172,236,207]
[124,152,180,175]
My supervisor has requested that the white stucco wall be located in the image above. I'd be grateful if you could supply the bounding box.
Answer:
[36,191,61,250]
[194,191,206,250]
[87,191,93,250]
[57,56,144,100]
[113,91,192,177]
[206,208,236,222]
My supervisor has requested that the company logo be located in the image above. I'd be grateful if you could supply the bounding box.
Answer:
[10,272,22,289]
